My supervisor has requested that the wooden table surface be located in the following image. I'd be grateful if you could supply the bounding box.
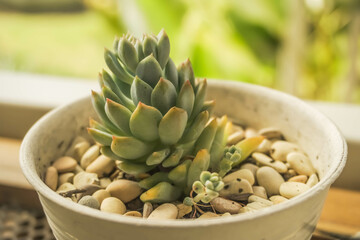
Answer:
[1,137,359,239]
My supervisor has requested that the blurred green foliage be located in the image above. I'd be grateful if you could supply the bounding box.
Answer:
[0,0,359,102]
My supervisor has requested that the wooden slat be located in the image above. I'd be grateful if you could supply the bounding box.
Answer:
[0,137,32,189]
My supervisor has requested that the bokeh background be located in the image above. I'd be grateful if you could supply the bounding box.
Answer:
[1,0,359,103]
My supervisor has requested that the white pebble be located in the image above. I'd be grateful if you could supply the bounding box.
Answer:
[279,182,310,199]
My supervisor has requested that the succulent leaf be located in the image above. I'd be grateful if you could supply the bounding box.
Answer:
[161,148,184,168]
[118,37,138,72]
[91,91,123,136]
[156,29,170,69]
[129,102,162,142]
[142,34,158,59]
[177,59,195,89]
[102,70,135,110]
[140,182,182,203]
[187,149,210,191]
[111,136,154,160]
[135,40,144,61]
[101,146,123,160]
[168,159,192,187]
[102,86,123,105]
[194,118,218,153]
[130,76,153,106]
[104,48,133,84]
[135,54,163,88]
[113,76,132,98]
[201,100,216,116]
[146,148,171,166]
[190,79,207,121]
[139,172,169,190]
[87,128,112,146]
[151,78,177,114]
[112,36,120,53]
[233,136,265,166]
[89,118,109,133]
[164,58,178,90]
[180,111,209,143]
[210,116,228,170]
[117,161,156,174]
[105,99,132,135]
[176,80,195,117]
[158,107,188,145]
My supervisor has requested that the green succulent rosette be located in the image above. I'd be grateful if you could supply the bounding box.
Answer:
[88,30,264,203]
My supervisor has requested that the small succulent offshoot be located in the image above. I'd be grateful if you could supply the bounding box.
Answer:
[88,29,264,206]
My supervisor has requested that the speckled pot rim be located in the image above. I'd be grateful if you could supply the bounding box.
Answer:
[20,80,347,228]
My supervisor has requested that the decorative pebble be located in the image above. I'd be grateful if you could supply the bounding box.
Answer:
[73,172,99,189]
[248,195,273,206]
[245,128,258,138]
[220,178,253,201]
[143,202,153,219]
[227,130,245,145]
[45,166,58,191]
[252,186,267,199]
[64,137,89,158]
[252,152,288,173]
[148,203,178,220]
[124,211,142,217]
[246,201,269,211]
[283,169,297,181]
[176,203,192,219]
[279,182,310,199]
[222,212,231,217]
[211,197,242,214]
[269,195,288,204]
[223,169,255,185]
[100,197,126,214]
[198,212,219,219]
[86,155,115,177]
[56,182,76,193]
[256,138,272,153]
[240,163,259,178]
[106,180,142,203]
[52,156,77,173]
[77,184,102,200]
[287,152,316,176]
[306,174,319,187]
[99,178,112,188]
[256,166,284,196]
[78,196,100,209]
[92,189,111,205]
[73,141,91,161]
[58,172,74,186]
[80,145,100,169]
[270,141,301,162]
[74,164,84,174]
[288,175,308,183]
[238,207,252,213]
[259,127,283,139]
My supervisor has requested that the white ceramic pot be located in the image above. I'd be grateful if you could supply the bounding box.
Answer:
[20,80,347,240]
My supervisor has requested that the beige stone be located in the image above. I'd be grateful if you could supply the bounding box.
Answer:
[211,197,242,214]
[52,156,77,173]
[256,166,284,196]
[86,155,115,177]
[45,166,58,191]
[92,190,111,205]
[223,169,255,185]
[100,197,126,214]
[148,203,178,220]
[106,180,142,203]
[80,145,100,169]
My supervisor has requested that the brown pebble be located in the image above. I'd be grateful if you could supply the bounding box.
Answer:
[210,197,242,214]
[45,166,58,191]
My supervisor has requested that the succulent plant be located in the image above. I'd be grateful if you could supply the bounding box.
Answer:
[88,29,263,204]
